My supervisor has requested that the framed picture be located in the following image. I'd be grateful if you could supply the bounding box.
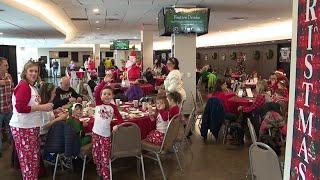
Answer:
[279,47,291,62]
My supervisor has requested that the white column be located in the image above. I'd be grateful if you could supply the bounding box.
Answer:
[141,25,154,71]
[114,50,126,67]
[172,34,196,113]
[93,44,100,68]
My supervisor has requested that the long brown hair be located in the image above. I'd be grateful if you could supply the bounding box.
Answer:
[156,95,169,110]
[20,60,40,84]
[39,83,55,104]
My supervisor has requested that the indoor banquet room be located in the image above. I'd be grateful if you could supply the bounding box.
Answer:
[0,0,311,179]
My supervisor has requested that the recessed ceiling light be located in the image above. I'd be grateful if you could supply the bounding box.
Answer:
[96,20,99,23]
[93,8,99,13]
[0,32,3,35]
[134,36,137,39]
[96,27,100,30]
[277,17,281,20]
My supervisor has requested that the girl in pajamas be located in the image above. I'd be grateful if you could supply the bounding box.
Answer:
[146,95,171,145]
[9,61,53,180]
[92,75,123,180]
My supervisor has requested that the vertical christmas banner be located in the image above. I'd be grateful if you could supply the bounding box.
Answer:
[290,0,320,179]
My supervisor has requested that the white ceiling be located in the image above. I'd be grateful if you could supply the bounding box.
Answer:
[0,0,292,46]
[0,2,64,39]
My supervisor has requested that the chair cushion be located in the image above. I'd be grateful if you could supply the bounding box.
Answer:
[141,139,161,152]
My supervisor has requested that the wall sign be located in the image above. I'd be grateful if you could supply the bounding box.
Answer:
[289,0,320,179]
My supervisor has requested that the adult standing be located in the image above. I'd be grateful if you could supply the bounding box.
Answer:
[164,57,186,100]
[0,57,14,158]
[9,60,53,179]
[52,59,59,80]
[88,56,96,71]
[53,76,82,109]
[68,60,77,71]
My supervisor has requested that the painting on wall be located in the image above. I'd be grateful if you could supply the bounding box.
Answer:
[279,47,290,62]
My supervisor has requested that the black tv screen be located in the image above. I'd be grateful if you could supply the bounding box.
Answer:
[158,7,210,36]
[113,40,129,50]
[59,51,68,58]
[106,51,114,57]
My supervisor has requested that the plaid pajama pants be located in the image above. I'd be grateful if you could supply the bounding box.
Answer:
[92,133,111,180]
[11,127,40,180]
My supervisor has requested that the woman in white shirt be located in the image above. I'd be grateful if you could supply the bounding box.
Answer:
[9,61,53,179]
[164,57,186,100]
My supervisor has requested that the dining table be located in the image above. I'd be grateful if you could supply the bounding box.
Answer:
[227,96,254,114]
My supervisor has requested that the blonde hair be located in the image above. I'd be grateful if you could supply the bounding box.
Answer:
[21,60,40,83]
[256,80,267,94]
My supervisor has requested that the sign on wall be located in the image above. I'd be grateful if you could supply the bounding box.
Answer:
[289,0,320,179]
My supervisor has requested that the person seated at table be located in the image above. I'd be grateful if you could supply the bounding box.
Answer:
[53,76,82,109]
[125,80,144,101]
[113,85,128,102]
[267,74,278,94]
[146,95,171,145]
[39,83,68,136]
[272,89,289,117]
[277,80,289,98]
[143,67,155,85]
[66,103,91,146]
[245,71,259,85]
[92,75,123,180]
[167,91,182,119]
[224,67,233,78]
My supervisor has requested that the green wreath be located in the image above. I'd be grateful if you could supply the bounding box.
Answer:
[254,50,260,60]
[266,49,274,59]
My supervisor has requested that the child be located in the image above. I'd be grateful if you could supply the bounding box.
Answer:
[92,75,123,180]
[66,103,91,146]
[146,95,170,145]
[167,91,182,119]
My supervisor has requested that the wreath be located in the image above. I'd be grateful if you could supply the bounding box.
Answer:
[254,50,260,60]
[230,52,237,60]
[266,49,274,59]
[213,52,218,60]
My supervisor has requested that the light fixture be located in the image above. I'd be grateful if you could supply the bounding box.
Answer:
[134,36,137,39]
[0,32,3,35]
[277,17,281,20]
[96,27,100,30]
[93,8,99,13]
[95,20,99,23]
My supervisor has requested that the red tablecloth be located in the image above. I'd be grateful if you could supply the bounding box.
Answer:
[207,92,235,99]
[155,77,165,86]
[227,96,253,113]
[76,71,85,79]
[231,73,241,79]
[83,115,155,139]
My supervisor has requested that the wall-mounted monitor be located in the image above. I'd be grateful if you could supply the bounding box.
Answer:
[113,40,129,50]
[106,51,114,57]
[158,7,210,36]
[59,51,69,58]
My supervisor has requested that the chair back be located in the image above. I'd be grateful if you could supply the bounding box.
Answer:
[111,122,142,158]
[160,115,181,152]
[184,107,196,137]
[179,100,185,113]
[196,76,203,89]
[84,83,94,102]
[247,118,257,144]
[191,92,197,108]
[197,89,204,107]
[249,142,282,180]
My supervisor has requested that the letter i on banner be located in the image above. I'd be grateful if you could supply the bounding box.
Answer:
[288,0,320,179]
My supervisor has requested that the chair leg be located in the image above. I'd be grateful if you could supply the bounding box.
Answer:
[173,144,183,171]
[137,158,141,179]
[81,155,87,180]
[53,154,60,180]
[140,155,146,180]
[223,124,228,144]
[109,159,112,180]
[156,153,166,180]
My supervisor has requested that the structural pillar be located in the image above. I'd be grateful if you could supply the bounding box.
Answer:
[93,44,100,68]
[141,25,154,71]
[171,34,196,113]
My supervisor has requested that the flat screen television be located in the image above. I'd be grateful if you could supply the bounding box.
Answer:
[106,51,114,57]
[59,51,69,58]
[113,40,129,50]
[158,7,210,36]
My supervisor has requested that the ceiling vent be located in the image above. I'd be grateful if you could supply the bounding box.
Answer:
[71,18,88,21]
